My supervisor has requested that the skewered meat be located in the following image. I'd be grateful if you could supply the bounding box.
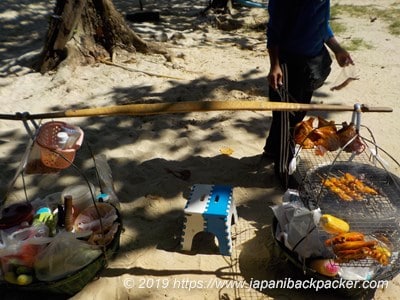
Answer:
[342,172,378,195]
[325,232,391,265]
[334,248,368,262]
[333,240,378,251]
[322,172,378,201]
[322,179,353,201]
[325,232,365,246]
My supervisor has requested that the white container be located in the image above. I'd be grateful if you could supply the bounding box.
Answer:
[62,127,81,149]
[61,183,95,214]
[56,132,69,149]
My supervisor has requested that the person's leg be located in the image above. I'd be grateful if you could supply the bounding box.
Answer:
[264,60,313,188]
[282,62,313,188]
[263,88,281,158]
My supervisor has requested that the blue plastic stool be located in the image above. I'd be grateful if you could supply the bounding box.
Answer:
[181,184,238,256]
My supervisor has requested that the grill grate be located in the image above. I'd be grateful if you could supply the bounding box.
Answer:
[294,141,400,280]
[299,162,400,220]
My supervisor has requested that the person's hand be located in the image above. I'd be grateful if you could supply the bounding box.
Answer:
[326,37,354,67]
[335,49,353,67]
[268,64,283,90]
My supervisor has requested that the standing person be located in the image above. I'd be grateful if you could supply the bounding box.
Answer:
[263,0,353,188]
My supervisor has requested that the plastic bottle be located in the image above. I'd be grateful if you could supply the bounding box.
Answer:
[309,259,340,277]
[32,207,54,236]
[64,195,74,232]
[61,183,95,215]
[56,132,69,149]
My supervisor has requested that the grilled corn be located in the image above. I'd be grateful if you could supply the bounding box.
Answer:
[320,214,350,234]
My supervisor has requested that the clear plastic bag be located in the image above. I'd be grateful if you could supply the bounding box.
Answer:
[330,64,360,91]
[34,232,101,281]
[73,203,119,246]
[0,225,52,258]
[74,203,117,232]
[94,154,120,208]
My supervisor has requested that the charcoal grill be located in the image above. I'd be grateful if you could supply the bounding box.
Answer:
[288,112,400,281]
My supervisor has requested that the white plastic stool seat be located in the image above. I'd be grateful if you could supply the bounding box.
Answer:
[181,184,238,256]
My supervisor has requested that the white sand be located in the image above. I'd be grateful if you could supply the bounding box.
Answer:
[1,0,400,299]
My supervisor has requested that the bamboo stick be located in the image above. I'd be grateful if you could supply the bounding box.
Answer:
[0,101,393,121]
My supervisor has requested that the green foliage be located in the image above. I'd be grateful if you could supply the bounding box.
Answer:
[344,38,373,51]
[329,3,400,50]
[331,3,400,36]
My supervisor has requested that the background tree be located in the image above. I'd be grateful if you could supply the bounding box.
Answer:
[37,0,166,73]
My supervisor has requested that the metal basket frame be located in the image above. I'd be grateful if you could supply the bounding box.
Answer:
[0,119,120,296]
[288,107,400,280]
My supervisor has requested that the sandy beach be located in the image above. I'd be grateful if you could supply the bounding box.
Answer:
[1,0,400,299]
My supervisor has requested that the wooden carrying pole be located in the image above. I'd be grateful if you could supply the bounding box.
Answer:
[0,101,393,121]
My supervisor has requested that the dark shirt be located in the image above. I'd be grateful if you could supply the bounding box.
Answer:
[267,0,334,57]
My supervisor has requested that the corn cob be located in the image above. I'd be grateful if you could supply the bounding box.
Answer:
[320,214,350,234]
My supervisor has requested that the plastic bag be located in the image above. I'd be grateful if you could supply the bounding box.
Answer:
[74,203,117,233]
[73,203,119,246]
[34,232,101,281]
[0,224,52,283]
[330,64,359,91]
[0,224,52,258]
[271,195,329,259]
[94,154,120,208]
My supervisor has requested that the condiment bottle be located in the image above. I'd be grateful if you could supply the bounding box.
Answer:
[63,195,74,232]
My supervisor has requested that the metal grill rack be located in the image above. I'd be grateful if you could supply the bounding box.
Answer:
[299,161,400,219]
[330,220,400,275]
[291,114,400,280]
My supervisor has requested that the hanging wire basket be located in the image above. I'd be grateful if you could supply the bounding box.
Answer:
[0,120,121,296]
[288,112,400,280]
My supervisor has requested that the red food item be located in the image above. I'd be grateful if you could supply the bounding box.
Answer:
[337,122,365,154]
[0,203,34,229]
[18,244,41,267]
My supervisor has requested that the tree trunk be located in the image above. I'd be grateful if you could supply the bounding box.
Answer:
[36,0,159,73]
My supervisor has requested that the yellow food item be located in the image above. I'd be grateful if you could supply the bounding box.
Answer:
[219,147,234,156]
[17,274,33,285]
[320,214,350,234]
[375,246,391,258]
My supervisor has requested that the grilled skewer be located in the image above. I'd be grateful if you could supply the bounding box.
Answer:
[319,172,379,201]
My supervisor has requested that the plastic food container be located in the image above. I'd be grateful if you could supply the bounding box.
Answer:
[35,121,84,169]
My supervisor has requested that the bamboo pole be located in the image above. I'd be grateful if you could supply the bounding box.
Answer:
[0,101,393,121]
